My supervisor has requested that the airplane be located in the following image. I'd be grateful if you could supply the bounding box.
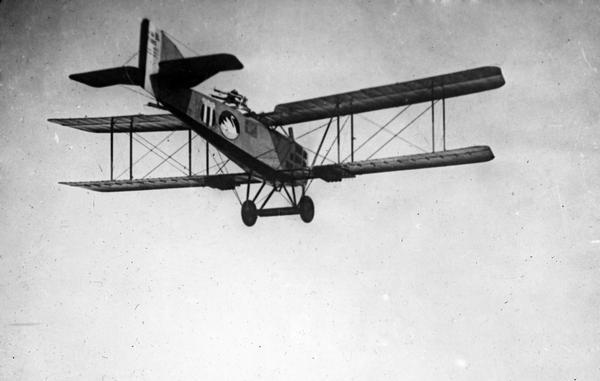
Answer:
[49,19,505,227]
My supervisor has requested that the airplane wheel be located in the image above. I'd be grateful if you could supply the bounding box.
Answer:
[241,200,258,227]
[298,196,314,223]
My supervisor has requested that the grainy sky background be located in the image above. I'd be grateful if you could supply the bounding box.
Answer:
[1,0,599,380]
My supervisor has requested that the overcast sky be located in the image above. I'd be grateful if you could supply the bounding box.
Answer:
[1,0,599,380]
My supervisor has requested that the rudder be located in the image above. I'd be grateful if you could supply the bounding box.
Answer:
[141,19,184,95]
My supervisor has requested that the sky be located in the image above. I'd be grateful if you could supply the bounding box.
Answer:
[1,0,599,380]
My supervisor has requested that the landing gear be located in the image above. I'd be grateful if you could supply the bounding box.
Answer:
[241,200,257,227]
[239,180,315,226]
[298,196,314,223]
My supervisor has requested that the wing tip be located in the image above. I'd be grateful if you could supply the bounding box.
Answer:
[69,66,143,88]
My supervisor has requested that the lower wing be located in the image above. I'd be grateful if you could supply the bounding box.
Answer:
[281,145,493,182]
[60,173,259,192]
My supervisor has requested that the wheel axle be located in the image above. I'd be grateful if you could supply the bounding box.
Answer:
[240,186,315,226]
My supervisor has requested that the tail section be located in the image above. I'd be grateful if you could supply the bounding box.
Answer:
[69,19,243,95]
[141,19,185,95]
[69,66,143,88]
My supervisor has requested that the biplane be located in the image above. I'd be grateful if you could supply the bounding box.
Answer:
[49,19,505,227]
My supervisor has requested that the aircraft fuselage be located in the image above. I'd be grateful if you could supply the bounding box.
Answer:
[155,84,308,184]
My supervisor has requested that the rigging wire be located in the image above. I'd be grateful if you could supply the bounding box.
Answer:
[132,137,188,174]
[296,120,330,139]
[304,117,349,192]
[115,132,169,178]
[115,131,179,179]
[142,135,199,178]
[320,116,349,166]
[215,159,231,175]
[122,51,138,67]
[135,134,189,170]
[120,85,155,102]
[250,120,335,164]
[164,31,201,56]
[366,101,437,160]
[341,106,410,162]
[127,136,188,177]
[358,115,428,155]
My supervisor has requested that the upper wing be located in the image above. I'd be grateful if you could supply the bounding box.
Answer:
[282,146,494,182]
[259,66,504,126]
[48,113,188,133]
[60,173,259,192]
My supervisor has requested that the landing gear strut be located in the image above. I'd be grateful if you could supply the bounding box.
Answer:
[240,181,314,226]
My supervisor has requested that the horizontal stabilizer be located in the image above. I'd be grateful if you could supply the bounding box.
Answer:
[60,173,259,192]
[48,113,187,133]
[69,66,144,88]
[259,66,505,126]
[154,54,243,88]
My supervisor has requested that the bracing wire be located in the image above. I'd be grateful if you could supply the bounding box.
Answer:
[135,134,189,170]
[142,134,199,178]
[366,101,437,160]
[132,136,188,176]
[341,106,410,162]
[357,115,428,155]
[115,131,179,179]
[319,116,349,166]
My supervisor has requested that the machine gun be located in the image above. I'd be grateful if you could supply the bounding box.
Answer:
[212,88,250,112]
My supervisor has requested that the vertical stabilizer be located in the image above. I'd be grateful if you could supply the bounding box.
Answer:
[141,19,184,95]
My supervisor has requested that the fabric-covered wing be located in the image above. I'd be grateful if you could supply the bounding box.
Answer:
[259,66,504,126]
[48,113,188,133]
[60,173,259,192]
[282,146,494,182]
